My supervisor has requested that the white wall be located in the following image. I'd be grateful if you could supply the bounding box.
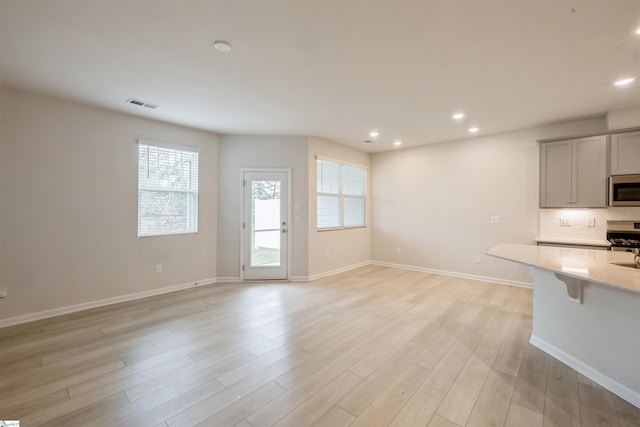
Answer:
[607,107,640,130]
[308,137,371,278]
[217,135,309,280]
[0,87,219,322]
[370,117,607,285]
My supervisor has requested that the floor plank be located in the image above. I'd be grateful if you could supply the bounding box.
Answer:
[272,371,363,427]
[543,357,581,427]
[492,321,531,377]
[512,343,550,414]
[578,382,623,427]
[338,341,425,416]
[466,369,517,427]
[435,344,498,426]
[505,402,544,427]
[350,364,430,427]
[309,405,355,427]
[247,347,366,427]
[388,384,443,427]
[423,331,481,394]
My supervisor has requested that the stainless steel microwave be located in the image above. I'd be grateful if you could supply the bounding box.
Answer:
[610,174,640,206]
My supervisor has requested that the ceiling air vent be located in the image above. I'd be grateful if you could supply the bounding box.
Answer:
[126,98,160,109]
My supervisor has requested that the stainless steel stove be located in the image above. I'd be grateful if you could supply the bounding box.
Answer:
[606,220,640,252]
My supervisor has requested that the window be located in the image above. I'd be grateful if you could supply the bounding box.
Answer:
[138,141,199,237]
[317,158,367,230]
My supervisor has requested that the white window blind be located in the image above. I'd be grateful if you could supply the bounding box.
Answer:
[138,142,199,237]
[317,158,367,230]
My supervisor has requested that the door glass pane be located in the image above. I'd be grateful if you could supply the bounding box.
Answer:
[251,180,281,267]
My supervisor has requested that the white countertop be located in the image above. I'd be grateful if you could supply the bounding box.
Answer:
[534,237,611,247]
[487,243,640,294]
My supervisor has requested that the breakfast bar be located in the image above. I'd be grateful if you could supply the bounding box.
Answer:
[487,243,640,408]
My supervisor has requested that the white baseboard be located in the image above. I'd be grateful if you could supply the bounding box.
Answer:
[370,260,532,288]
[293,261,373,282]
[0,277,218,329]
[216,277,242,283]
[530,334,640,408]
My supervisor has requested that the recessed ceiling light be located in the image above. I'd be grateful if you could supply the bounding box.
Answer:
[614,77,635,86]
[213,40,232,52]
[369,131,379,138]
[452,113,465,120]
[469,127,479,133]
[633,26,640,35]
[393,140,402,146]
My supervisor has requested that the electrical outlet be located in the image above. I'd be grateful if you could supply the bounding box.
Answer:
[490,216,501,224]
[560,217,571,227]
[396,247,401,254]
[587,218,596,228]
[155,263,162,273]
[474,255,481,263]
[325,251,331,260]
[0,286,6,298]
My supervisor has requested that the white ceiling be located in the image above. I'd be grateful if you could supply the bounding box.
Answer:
[1,0,639,152]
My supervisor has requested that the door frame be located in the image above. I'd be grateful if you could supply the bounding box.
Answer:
[240,168,292,281]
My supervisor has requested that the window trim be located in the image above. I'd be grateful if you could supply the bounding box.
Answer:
[137,139,200,238]
[316,156,368,231]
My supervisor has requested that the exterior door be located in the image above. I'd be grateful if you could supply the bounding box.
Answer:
[242,170,289,280]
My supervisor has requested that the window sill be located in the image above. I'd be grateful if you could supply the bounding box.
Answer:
[317,225,368,232]
[138,231,198,238]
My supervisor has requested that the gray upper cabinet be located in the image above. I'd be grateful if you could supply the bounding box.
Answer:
[540,135,609,208]
[611,130,640,175]
[540,140,572,208]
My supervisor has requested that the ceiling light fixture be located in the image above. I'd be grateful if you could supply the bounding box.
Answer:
[452,112,465,120]
[213,40,232,52]
[633,26,640,35]
[614,77,635,86]
[393,140,402,146]
[469,127,479,133]
[369,131,379,138]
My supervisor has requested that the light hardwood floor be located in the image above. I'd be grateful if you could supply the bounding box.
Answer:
[1,265,639,426]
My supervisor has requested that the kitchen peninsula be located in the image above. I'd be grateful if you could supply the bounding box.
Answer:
[487,243,640,408]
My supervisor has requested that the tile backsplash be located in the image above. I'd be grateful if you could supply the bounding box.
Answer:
[539,207,640,241]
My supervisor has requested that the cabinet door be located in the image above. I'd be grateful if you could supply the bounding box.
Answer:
[573,135,608,207]
[611,131,640,175]
[540,140,572,208]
